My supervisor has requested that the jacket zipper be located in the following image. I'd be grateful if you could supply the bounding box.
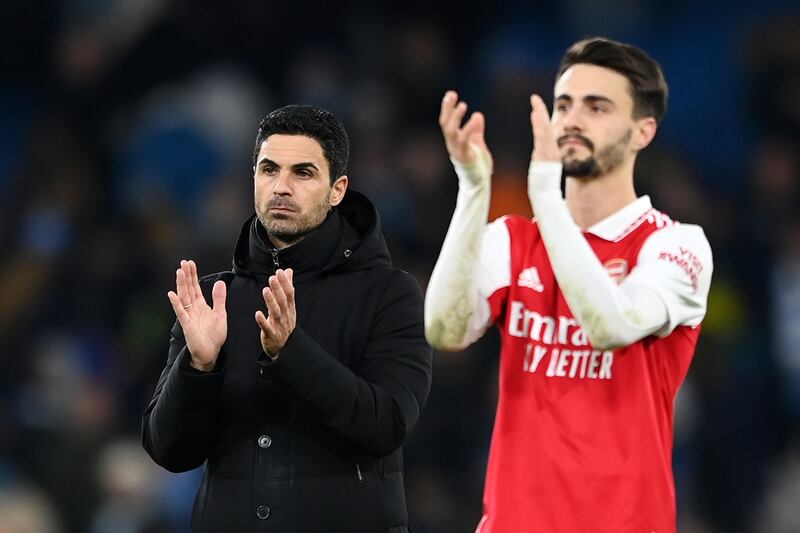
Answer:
[356,463,364,483]
[270,249,280,269]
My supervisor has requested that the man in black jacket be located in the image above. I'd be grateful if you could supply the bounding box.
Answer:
[142,105,432,533]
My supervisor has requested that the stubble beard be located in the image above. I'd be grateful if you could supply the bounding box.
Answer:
[256,191,332,247]
[562,128,632,179]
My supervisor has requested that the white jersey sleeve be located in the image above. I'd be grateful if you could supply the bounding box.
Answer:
[527,161,701,350]
[623,223,713,337]
[425,147,496,351]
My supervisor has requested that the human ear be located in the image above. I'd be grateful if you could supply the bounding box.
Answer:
[330,175,348,206]
[632,117,657,151]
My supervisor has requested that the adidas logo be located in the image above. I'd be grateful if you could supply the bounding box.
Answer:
[517,267,544,292]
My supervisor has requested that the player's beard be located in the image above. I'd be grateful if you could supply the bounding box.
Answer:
[560,128,632,178]
[256,190,332,247]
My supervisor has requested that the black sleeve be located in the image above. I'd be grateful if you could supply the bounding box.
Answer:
[259,270,433,457]
[141,318,227,473]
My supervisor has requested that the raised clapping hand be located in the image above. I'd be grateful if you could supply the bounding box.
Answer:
[439,90,493,184]
[167,260,228,372]
[255,269,296,359]
[526,94,565,205]
[529,94,561,162]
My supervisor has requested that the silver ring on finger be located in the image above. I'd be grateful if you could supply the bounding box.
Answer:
[183,303,193,309]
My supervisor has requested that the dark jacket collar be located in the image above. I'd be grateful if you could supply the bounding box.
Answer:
[232,189,391,283]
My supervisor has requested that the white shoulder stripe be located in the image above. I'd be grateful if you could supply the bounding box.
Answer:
[463,218,512,344]
[480,217,512,297]
[614,208,674,242]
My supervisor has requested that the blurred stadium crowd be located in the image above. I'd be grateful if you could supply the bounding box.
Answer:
[1,1,800,532]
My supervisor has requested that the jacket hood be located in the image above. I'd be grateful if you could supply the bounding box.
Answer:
[232,189,391,282]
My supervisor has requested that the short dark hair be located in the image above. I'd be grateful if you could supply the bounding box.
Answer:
[557,37,668,124]
[252,104,350,184]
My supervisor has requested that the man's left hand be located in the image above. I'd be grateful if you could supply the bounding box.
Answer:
[256,268,296,358]
[529,94,561,162]
[527,94,565,206]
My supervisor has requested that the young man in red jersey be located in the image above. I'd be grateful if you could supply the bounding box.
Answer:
[426,37,713,533]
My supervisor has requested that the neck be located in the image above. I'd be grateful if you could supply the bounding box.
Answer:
[564,159,637,229]
[269,233,306,250]
[255,218,310,251]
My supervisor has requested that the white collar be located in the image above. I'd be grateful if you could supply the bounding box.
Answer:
[584,195,653,241]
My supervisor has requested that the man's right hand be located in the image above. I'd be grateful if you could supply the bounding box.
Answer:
[439,90,493,186]
[167,260,227,372]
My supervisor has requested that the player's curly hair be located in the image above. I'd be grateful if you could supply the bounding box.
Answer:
[252,105,350,184]
[558,37,669,124]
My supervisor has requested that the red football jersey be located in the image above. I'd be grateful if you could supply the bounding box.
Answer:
[470,196,712,533]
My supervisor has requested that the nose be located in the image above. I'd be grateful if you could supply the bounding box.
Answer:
[560,106,584,135]
[273,170,292,196]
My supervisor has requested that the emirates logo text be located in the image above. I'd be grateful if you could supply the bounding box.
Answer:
[508,301,614,380]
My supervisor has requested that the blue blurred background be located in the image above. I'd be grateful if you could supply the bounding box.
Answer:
[1,1,799,531]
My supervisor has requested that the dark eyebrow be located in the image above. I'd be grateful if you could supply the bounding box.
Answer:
[555,94,616,106]
[584,95,615,106]
[291,162,320,173]
[257,158,320,172]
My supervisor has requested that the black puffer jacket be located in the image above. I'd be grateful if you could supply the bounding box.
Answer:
[142,190,432,532]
